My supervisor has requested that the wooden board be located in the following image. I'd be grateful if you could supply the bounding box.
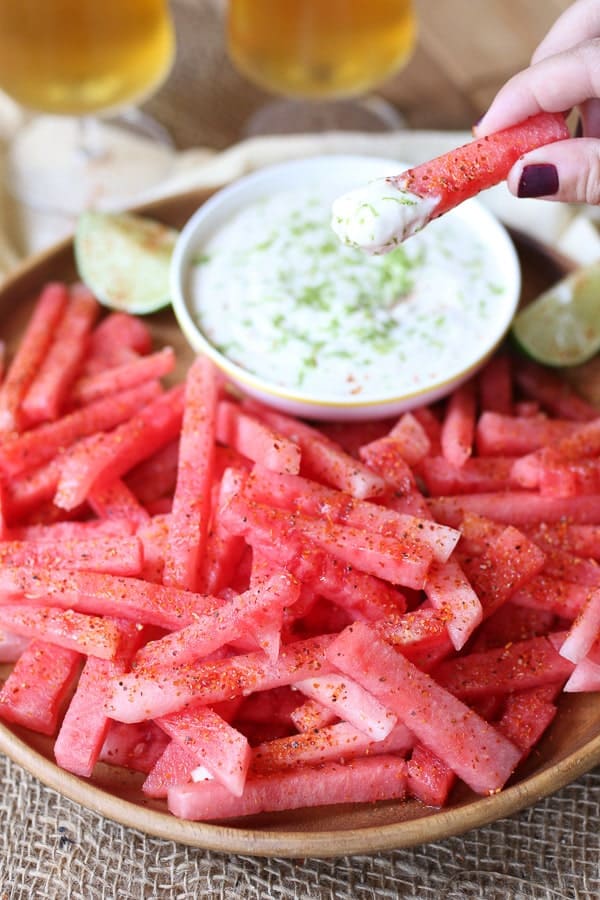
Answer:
[0,188,599,859]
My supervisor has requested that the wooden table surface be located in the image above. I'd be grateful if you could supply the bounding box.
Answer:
[147,0,573,149]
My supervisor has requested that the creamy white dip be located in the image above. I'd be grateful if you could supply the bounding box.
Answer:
[190,188,510,401]
[331,178,439,253]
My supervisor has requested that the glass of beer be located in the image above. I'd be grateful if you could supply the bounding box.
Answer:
[0,0,175,223]
[227,0,416,133]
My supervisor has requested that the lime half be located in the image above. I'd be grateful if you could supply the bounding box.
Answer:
[75,211,178,315]
[512,261,600,367]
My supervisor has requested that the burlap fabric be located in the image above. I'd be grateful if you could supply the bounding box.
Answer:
[1,752,599,898]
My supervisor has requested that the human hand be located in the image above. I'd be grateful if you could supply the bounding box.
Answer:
[475,0,600,203]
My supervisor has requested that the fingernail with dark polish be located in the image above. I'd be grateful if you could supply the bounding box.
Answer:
[517,164,559,198]
[575,116,584,138]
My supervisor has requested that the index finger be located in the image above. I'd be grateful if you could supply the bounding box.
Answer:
[531,0,600,63]
[476,40,600,136]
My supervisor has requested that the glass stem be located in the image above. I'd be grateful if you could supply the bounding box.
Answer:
[77,116,108,161]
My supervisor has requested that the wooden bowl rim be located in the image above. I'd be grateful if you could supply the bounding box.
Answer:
[2,714,599,858]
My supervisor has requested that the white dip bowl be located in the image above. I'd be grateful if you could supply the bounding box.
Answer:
[170,155,521,421]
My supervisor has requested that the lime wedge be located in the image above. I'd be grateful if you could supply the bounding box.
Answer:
[74,211,178,315]
[511,261,600,366]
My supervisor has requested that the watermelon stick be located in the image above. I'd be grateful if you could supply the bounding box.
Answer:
[81,312,151,376]
[163,356,218,592]
[0,379,161,478]
[244,465,459,562]
[71,346,176,407]
[143,741,204,798]
[0,640,80,735]
[251,721,413,773]
[54,385,184,510]
[105,634,336,723]
[291,698,337,733]
[168,755,408,822]
[0,535,143,576]
[99,721,169,773]
[21,283,99,425]
[156,707,251,797]
[292,673,397,740]
[54,618,144,776]
[132,572,299,669]
[326,622,522,795]
[395,112,569,217]
[0,282,69,432]
[332,112,569,253]
[0,567,235,631]
[0,605,130,660]
[216,400,301,475]
[125,439,180,505]
[87,478,150,527]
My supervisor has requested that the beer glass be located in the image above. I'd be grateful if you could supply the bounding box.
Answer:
[0,0,175,217]
[227,0,416,133]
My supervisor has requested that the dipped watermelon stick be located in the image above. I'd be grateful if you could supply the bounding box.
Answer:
[332,111,570,254]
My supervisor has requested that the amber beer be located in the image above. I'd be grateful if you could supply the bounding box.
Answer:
[0,0,174,115]
[228,0,416,99]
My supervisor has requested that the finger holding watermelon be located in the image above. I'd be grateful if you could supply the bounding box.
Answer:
[331,112,570,253]
[528,0,600,64]
[477,0,600,135]
[475,1,600,204]
[332,3,600,252]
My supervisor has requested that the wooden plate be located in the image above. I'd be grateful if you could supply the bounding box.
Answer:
[0,189,596,860]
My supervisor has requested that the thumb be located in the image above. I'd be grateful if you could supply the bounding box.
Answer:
[508,137,600,203]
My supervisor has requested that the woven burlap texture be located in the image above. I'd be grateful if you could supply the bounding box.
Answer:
[1,753,599,900]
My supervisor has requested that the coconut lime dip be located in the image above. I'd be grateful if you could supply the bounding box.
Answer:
[331,178,440,253]
[189,188,509,401]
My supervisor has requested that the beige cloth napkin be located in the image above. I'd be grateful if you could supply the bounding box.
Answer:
[0,89,596,274]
